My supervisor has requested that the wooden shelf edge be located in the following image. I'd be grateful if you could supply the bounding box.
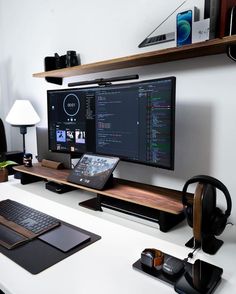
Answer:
[33,36,236,79]
[13,164,185,215]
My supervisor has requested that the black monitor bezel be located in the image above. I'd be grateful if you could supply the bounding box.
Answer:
[47,76,176,170]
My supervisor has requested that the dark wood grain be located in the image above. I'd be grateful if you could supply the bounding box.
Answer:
[219,0,236,37]
[14,164,190,215]
[14,164,70,182]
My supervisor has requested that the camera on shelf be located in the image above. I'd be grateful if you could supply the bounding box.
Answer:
[44,50,80,85]
[45,50,80,71]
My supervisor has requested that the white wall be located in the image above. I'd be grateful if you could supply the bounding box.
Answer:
[0,0,235,222]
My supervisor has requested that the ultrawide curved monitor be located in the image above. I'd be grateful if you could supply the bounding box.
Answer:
[47,76,176,170]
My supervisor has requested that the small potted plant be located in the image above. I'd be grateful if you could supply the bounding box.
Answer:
[0,160,17,182]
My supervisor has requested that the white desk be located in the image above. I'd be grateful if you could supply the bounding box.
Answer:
[0,177,235,294]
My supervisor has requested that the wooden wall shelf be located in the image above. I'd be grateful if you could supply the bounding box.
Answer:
[33,36,236,79]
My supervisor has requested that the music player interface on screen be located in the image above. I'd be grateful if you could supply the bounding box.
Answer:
[48,90,95,154]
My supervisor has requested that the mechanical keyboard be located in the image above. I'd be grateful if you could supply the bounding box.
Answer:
[0,199,60,249]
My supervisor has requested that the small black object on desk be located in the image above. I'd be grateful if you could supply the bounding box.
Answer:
[162,255,184,277]
[45,181,77,194]
[23,153,32,167]
[138,250,184,285]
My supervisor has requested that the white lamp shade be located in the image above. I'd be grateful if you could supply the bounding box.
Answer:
[6,100,40,126]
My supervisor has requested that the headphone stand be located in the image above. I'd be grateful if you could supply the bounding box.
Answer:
[185,235,223,255]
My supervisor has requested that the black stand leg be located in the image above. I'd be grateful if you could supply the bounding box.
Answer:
[20,172,42,185]
[159,211,185,232]
[78,174,114,211]
[79,195,185,232]
[202,235,223,254]
[185,235,223,255]
[79,195,102,211]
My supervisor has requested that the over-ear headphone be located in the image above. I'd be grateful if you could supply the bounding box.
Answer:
[182,175,232,238]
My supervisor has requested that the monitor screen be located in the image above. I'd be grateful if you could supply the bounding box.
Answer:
[47,88,96,155]
[47,76,176,169]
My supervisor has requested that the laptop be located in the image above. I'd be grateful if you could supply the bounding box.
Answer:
[138,1,187,48]
[36,127,72,169]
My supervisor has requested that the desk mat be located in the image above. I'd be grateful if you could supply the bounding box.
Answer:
[0,221,101,274]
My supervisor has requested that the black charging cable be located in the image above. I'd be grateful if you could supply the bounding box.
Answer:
[183,245,200,264]
[187,247,199,260]
[226,222,234,226]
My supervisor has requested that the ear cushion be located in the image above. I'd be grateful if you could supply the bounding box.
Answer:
[201,185,227,236]
[210,207,228,236]
[201,184,216,234]
[185,204,193,227]
[193,183,204,243]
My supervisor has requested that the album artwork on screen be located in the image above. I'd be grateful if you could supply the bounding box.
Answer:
[67,154,120,190]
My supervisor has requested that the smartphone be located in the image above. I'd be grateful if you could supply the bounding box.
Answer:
[176,10,192,47]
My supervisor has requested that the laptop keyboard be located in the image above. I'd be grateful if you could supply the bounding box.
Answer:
[138,32,175,48]
[147,34,167,44]
[0,199,60,235]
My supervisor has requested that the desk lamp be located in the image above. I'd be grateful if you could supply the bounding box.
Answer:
[5,100,40,154]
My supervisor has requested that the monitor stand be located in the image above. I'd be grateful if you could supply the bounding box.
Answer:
[14,164,186,232]
[79,178,185,233]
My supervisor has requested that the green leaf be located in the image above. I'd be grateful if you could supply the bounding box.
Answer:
[0,160,17,168]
